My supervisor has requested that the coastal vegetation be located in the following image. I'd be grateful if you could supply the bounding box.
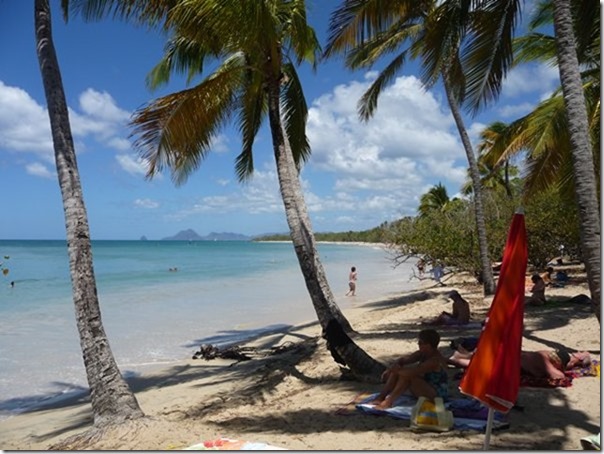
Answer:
[259,176,582,279]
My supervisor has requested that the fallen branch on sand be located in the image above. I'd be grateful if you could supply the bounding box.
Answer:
[192,342,299,361]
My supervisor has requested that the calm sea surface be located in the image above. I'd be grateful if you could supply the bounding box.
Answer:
[0,240,416,420]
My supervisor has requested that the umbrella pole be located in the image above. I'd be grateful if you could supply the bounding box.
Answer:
[483,408,495,450]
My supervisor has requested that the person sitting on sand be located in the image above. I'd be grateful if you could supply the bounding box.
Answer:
[371,329,448,410]
[449,347,591,380]
[525,273,546,306]
[424,290,471,326]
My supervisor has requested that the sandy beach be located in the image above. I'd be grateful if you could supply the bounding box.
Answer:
[0,266,600,451]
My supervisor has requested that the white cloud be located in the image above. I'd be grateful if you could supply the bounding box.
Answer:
[78,89,131,123]
[501,63,560,99]
[0,81,139,178]
[107,137,132,151]
[25,162,55,179]
[69,89,131,142]
[166,167,283,221]
[305,74,468,218]
[0,81,53,160]
[116,154,152,177]
[211,134,230,153]
[134,198,159,209]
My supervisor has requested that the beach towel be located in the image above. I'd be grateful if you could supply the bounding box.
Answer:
[439,321,483,330]
[355,393,509,432]
[184,438,286,450]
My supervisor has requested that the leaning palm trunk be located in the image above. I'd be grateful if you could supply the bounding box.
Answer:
[442,74,496,295]
[266,72,385,380]
[35,0,144,425]
[552,0,601,323]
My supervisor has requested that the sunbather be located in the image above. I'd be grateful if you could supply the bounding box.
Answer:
[370,329,448,410]
[449,346,591,380]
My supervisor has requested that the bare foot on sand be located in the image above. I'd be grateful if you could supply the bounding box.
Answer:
[369,395,386,406]
[374,398,394,410]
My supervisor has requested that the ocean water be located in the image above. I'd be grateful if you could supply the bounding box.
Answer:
[0,240,417,420]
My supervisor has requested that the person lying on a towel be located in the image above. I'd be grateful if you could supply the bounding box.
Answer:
[370,329,449,410]
[449,346,591,379]
[423,290,471,326]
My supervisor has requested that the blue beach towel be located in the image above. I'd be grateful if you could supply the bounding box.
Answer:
[356,393,509,432]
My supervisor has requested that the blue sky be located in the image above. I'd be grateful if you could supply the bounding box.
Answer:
[0,0,561,240]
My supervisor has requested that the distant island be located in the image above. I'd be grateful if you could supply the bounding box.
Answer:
[161,229,251,241]
[156,222,391,243]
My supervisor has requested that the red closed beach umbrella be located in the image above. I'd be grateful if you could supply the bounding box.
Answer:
[459,211,527,449]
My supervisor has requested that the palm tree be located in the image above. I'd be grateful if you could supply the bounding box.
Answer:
[461,0,600,321]
[324,0,497,294]
[474,121,516,198]
[478,1,599,201]
[549,0,600,322]
[70,0,385,379]
[35,0,144,427]
[418,183,451,216]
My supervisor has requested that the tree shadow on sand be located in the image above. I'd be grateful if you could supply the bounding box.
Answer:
[0,324,321,443]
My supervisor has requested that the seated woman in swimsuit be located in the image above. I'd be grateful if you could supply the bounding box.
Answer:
[371,329,448,410]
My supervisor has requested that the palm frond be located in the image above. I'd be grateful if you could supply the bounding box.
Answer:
[512,33,557,66]
[67,0,175,28]
[130,54,245,185]
[281,62,311,171]
[324,0,421,58]
[235,56,266,182]
[281,0,321,68]
[461,0,522,114]
[358,51,407,121]
[418,182,450,216]
[345,22,420,69]
[146,34,217,89]
[527,0,552,29]
[419,0,465,90]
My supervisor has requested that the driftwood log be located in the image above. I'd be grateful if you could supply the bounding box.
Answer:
[192,342,297,361]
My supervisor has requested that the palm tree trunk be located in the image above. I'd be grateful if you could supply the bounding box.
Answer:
[442,74,496,295]
[265,70,385,380]
[35,0,144,425]
[504,160,512,198]
[552,0,601,323]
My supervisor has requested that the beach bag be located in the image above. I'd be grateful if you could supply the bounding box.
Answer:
[410,397,454,432]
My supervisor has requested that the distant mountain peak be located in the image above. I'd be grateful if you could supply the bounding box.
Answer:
[161,229,250,241]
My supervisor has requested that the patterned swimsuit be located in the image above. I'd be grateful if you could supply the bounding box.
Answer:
[423,365,449,398]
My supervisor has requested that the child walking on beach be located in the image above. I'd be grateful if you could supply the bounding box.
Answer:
[345,266,357,296]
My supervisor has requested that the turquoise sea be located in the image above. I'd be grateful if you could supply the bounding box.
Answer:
[0,240,417,420]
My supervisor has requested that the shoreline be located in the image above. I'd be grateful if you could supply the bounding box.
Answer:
[0,270,599,450]
[0,241,411,421]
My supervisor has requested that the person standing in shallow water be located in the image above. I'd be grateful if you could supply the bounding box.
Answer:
[345,266,357,296]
